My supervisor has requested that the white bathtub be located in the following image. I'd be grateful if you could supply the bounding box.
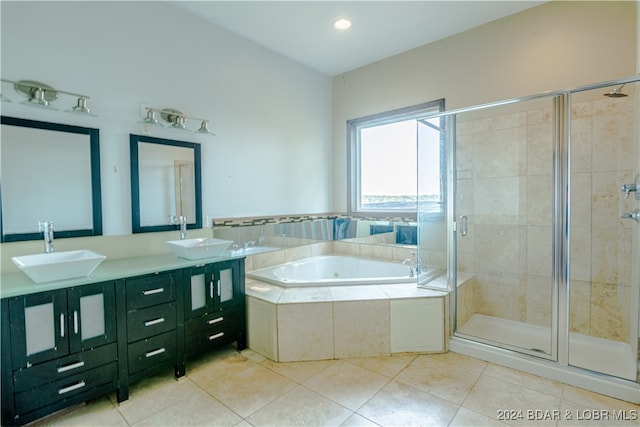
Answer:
[247,255,442,288]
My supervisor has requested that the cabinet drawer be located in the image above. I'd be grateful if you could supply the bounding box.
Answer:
[127,303,177,342]
[186,328,234,355]
[13,343,117,393]
[14,362,117,414]
[185,310,236,336]
[126,272,176,310]
[128,331,177,375]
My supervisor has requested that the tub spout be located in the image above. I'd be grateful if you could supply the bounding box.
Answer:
[402,258,416,277]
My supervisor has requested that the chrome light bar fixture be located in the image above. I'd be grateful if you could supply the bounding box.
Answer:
[0,79,94,115]
[141,107,215,136]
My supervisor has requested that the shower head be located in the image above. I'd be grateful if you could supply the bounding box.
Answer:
[604,84,628,98]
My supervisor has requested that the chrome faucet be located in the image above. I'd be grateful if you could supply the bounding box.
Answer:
[170,215,188,240]
[243,240,256,250]
[38,220,54,253]
[402,251,425,278]
[402,258,417,277]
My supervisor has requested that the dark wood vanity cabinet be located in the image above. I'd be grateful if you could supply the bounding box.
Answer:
[2,282,118,426]
[1,258,246,426]
[184,258,246,358]
[120,270,184,398]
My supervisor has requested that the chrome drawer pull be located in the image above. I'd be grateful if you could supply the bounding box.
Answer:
[143,288,164,296]
[58,380,86,395]
[208,317,223,325]
[209,332,224,341]
[57,361,85,373]
[144,317,165,327]
[145,348,166,358]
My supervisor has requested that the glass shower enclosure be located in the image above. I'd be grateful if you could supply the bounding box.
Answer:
[418,75,640,395]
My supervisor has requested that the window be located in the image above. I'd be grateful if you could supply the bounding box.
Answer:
[347,99,445,217]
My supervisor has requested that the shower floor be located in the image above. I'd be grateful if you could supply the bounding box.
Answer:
[457,314,637,381]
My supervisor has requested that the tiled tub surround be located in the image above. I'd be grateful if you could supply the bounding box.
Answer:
[240,241,450,362]
[246,277,447,362]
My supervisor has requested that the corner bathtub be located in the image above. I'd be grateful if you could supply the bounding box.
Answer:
[246,255,442,288]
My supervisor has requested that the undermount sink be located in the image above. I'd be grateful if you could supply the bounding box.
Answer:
[166,238,233,260]
[12,250,107,283]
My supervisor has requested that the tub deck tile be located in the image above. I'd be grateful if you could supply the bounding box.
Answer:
[329,285,389,302]
[278,287,333,304]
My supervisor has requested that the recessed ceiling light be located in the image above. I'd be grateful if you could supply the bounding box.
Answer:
[334,18,352,31]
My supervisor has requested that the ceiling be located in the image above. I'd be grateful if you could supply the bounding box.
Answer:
[171,1,546,76]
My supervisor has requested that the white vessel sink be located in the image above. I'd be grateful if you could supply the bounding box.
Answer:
[12,250,107,283]
[166,238,233,260]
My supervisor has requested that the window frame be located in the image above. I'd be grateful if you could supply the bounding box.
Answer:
[347,99,445,218]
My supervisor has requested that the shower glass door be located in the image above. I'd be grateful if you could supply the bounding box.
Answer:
[452,96,557,359]
[567,79,640,381]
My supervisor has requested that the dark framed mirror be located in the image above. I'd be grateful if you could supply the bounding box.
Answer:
[130,134,202,234]
[0,116,102,242]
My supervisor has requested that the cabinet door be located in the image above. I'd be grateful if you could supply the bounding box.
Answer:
[10,290,69,368]
[67,282,117,353]
[213,260,243,311]
[184,264,213,319]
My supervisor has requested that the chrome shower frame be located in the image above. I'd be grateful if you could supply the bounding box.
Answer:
[421,74,640,403]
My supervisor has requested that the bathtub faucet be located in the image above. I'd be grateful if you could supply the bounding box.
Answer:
[411,251,425,273]
[402,258,416,277]
[402,251,425,277]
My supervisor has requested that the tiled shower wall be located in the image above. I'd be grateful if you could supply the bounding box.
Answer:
[456,90,637,343]
[569,92,637,342]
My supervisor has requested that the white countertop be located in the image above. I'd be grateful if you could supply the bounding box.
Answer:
[1,253,245,299]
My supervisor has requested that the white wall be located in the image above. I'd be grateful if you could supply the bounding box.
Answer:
[332,1,638,212]
[1,1,332,236]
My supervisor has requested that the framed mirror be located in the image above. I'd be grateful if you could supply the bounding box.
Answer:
[130,134,202,233]
[0,116,102,242]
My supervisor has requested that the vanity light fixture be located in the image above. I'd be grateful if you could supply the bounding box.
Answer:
[0,79,95,115]
[141,106,215,136]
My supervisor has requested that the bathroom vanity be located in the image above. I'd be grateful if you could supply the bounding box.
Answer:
[0,254,245,426]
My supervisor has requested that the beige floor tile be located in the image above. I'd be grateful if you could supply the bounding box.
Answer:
[345,354,416,378]
[357,379,459,426]
[186,346,257,388]
[562,384,640,414]
[394,354,482,404]
[303,360,390,411]
[421,350,489,375]
[559,399,638,426]
[483,363,564,397]
[463,375,561,426]
[449,407,509,427]
[34,397,127,427]
[340,413,381,426]
[246,385,353,426]
[131,388,242,426]
[117,374,204,425]
[260,358,337,383]
[241,348,267,363]
[205,364,297,418]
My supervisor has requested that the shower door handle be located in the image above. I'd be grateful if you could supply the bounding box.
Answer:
[459,216,468,237]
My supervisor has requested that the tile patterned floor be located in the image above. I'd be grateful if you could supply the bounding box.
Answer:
[34,346,640,426]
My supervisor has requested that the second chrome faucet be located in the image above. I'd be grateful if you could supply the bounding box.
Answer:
[170,215,188,240]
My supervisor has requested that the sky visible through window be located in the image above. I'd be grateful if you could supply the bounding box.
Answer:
[360,118,441,210]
